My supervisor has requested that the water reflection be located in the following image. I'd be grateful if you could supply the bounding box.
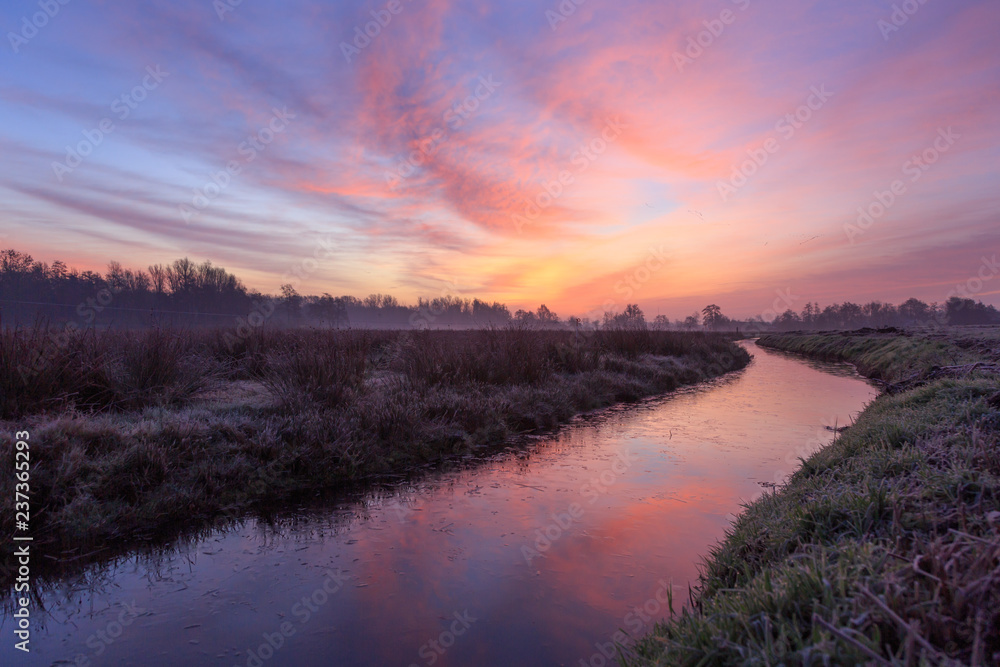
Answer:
[1,342,876,666]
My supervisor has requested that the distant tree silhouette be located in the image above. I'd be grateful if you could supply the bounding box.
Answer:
[701,304,726,330]
[603,304,646,330]
[4,246,999,331]
[774,309,801,330]
[800,302,817,328]
[280,284,302,322]
[514,309,537,326]
[536,304,560,325]
[946,297,1000,325]
[898,297,931,325]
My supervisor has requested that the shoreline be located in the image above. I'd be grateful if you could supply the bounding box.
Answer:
[629,326,1000,665]
[0,327,750,585]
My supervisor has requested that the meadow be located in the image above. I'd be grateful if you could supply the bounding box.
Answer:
[0,324,749,578]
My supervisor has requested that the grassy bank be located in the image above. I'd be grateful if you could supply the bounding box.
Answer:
[0,326,749,579]
[629,327,1000,666]
[756,327,1000,386]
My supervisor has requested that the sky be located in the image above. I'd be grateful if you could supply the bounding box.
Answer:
[1,0,998,320]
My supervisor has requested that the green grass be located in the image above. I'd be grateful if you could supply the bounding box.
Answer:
[628,327,1000,666]
[0,326,749,579]
[758,332,959,383]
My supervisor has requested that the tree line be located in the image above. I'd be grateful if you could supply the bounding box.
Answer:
[763,297,999,330]
[0,249,511,329]
[2,248,997,331]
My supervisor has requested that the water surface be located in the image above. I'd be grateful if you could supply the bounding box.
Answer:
[2,341,876,666]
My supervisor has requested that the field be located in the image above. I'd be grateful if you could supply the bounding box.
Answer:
[0,325,749,580]
[630,327,1000,666]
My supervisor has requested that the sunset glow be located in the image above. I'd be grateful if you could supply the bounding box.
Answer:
[2,0,998,318]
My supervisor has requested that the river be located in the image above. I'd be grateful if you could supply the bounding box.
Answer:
[2,341,876,666]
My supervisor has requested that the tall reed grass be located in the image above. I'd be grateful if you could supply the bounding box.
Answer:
[0,324,214,417]
[0,323,749,567]
[1,323,742,418]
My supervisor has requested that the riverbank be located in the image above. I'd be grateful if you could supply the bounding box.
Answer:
[0,326,749,581]
[630,327,1000,665]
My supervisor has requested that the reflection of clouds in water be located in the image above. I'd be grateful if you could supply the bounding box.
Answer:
[757,342,871,380]
[2,343,874,666]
